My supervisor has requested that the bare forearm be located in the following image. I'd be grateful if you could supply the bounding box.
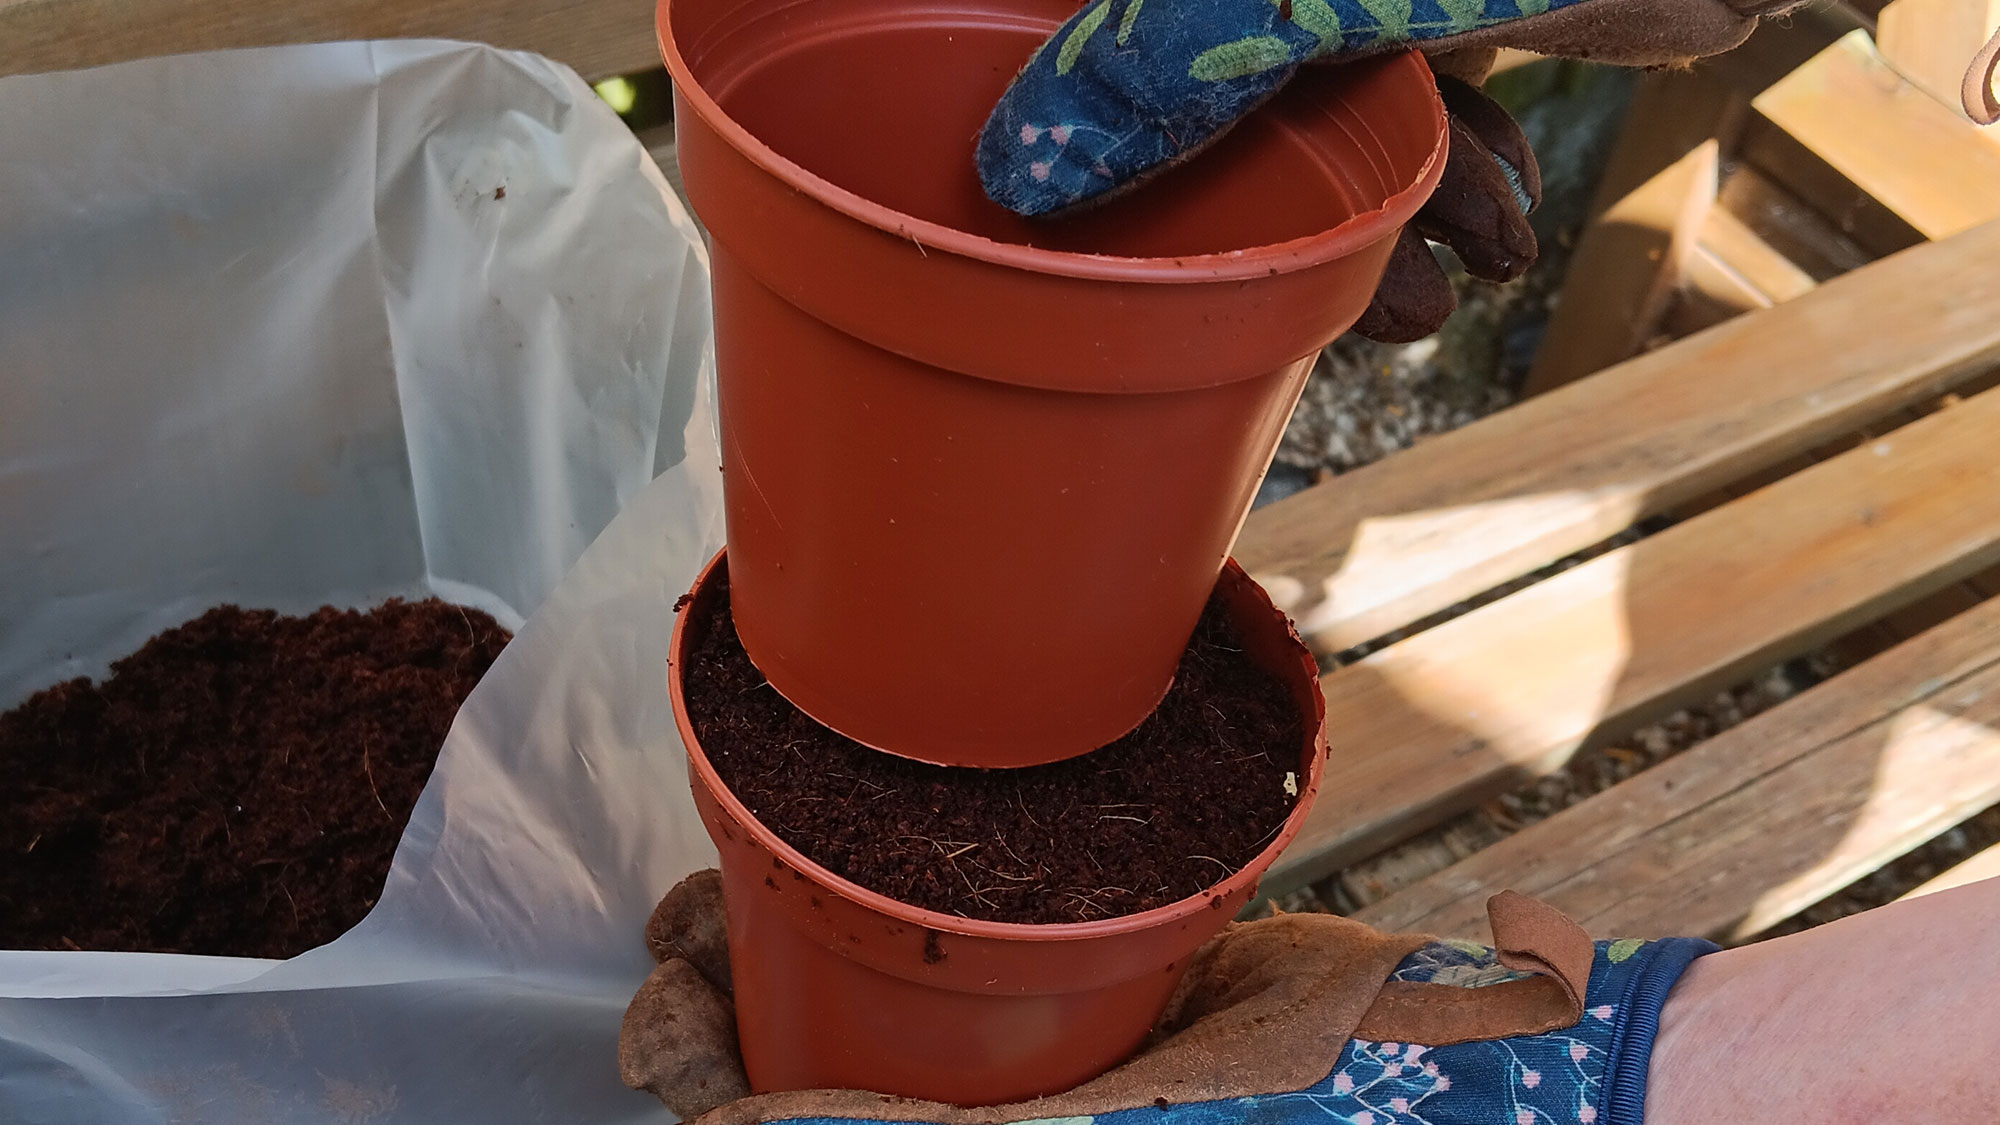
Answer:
[1647,878,2000,1122]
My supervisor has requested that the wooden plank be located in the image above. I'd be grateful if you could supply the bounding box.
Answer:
[1234,223,2000,659]
[1265,382,2000,894]
[0,0,661,82]
[1735,115,1928,260]
[1715,165,1876,282]
[1753,30,2000,241]
[1877,0,2000,136]
[1662,247,1767,338]
[1487,49,1543,77]
[1353,592,2000,941]
[1663,203,1820,341]
[1698,207,1819,304]
[1521,141,1719,396]
[1700,2,1868,96]
[1900,842,2000,900]
[1335,815,1507,910]
[1588,69,1747,218]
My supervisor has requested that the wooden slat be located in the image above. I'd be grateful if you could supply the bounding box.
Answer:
[1753,30,2000,241]
[1667,201,1821,336]
[1522,141,1719,396]
[1266,384,2000,894]
[1698,207,1818,304]
[1700,2,1868,96]
[1900,842,2000,900]
[1487,49,1543,77]
[1715,166,1876,282]
[1353,590,2000,941]
[0,0,660,82]
[1734,116,1927,260]
[1235,223,2000,659]
[1665,201,1820,337]
[1588,69,1747,219]
[1663,246,1766,338]
[1876,0,2000,136]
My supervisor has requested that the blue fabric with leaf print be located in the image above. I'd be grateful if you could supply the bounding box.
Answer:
[768,935,1716,1125]
[978,0,1584,214]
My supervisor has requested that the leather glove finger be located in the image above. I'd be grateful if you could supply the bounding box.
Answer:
[1413,85,1539,285]
[622,869,753,1118]
[621,958,753,1118]
[646,866,733,993]
[1353,227,1459,344]
[1352,76,1539,344]
[1438,72,1541,215]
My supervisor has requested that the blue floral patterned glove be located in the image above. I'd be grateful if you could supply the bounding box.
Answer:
[623,874,1717,1125]
[976,0,1798,340]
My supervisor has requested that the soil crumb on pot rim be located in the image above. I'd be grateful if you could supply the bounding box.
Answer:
[683,571,1304,925]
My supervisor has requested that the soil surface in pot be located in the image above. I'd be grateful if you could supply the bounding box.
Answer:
[685,573,1303,924]
[0,600,510,959]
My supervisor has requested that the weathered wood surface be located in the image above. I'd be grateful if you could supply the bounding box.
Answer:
[1667,206,1817,336]
[1234,223,2000,661]
[1876,0,2000,135]
[0,0,661,82]
[1266,381,2000,894]
[1754,31,2000,241]
[1587,69,1746,218]
[1713,166,1875,282]
[1521,142,1719,395]
[1695,207,1818,306]
[1353,591,2000,941]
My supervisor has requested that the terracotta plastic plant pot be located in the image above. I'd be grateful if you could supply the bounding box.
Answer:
[669,548,1329,1105]
[659,0,1445,767]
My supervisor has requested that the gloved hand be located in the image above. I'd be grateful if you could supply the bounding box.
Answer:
[622,869,1719,1125]
[976,0,1804,342]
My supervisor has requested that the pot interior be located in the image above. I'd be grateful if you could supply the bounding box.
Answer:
[671,0,1436,259]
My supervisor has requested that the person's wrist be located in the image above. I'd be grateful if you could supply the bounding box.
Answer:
[1641,946,1734,1125]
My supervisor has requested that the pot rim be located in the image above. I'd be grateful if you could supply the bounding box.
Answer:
[669,548,1328,944]
[656,0,1448,286]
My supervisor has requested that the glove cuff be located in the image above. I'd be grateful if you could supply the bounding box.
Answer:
[1601,936,1722,1125]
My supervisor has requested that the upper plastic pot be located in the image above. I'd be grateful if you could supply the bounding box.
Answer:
[659,0,1447,766]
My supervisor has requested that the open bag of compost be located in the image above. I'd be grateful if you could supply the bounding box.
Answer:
[0,41,724,1122]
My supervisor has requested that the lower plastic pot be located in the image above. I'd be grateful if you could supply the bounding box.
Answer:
[669,549,1328,1105]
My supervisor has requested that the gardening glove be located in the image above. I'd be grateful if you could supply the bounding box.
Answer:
[976,0,1806,342]
[623,869,1720,1125]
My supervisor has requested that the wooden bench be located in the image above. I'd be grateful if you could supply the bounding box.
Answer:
[1241,221,2000,901]
[1242,7,2000,933]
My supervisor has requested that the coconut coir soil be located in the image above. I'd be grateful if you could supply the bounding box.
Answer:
[0,600,509,959]
[684,573,1304,925]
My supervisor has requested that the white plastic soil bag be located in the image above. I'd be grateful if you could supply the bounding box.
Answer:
[0,41,724,1122]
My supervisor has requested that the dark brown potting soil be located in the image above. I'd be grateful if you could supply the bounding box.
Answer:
[0,600,510,959]
[685,574,1304,924]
